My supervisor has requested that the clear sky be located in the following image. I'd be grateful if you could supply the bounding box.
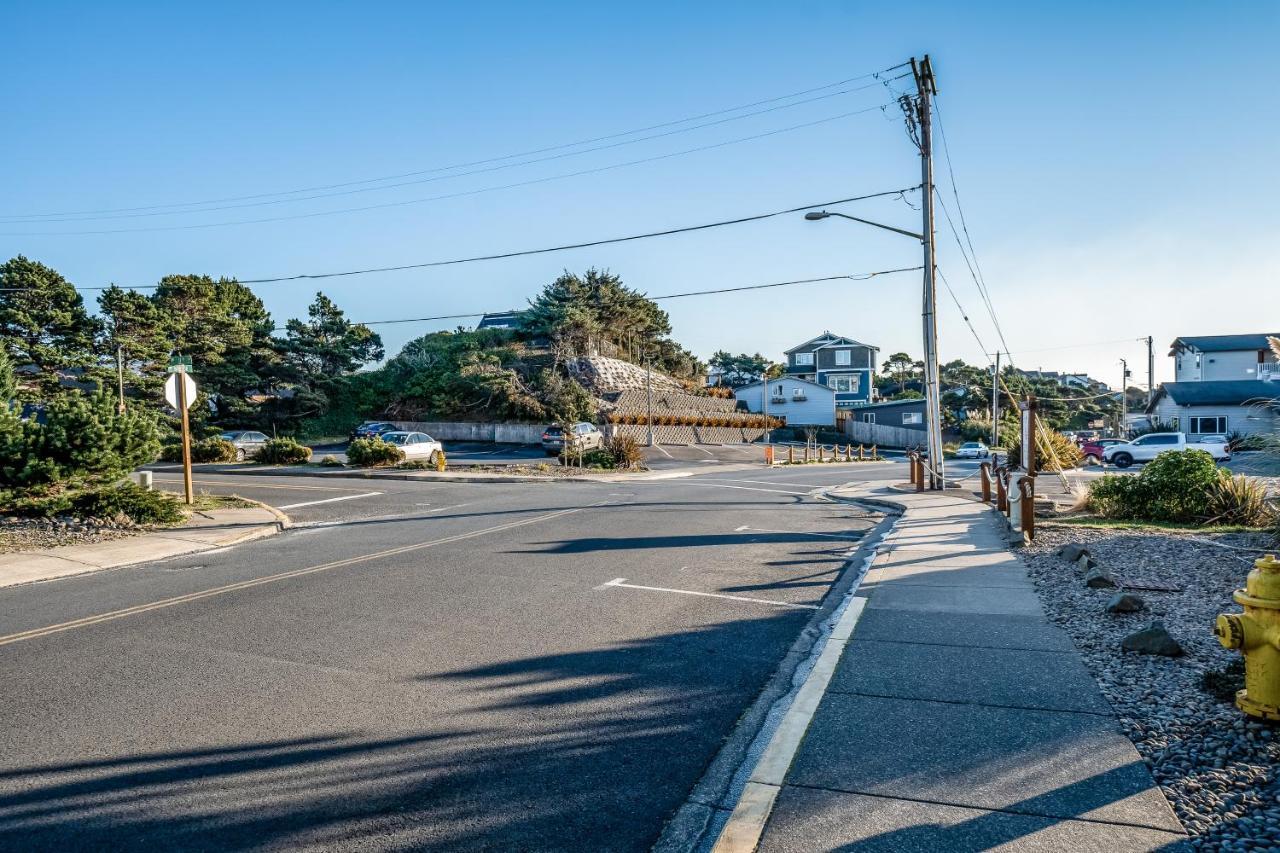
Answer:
[3,1,1275,390]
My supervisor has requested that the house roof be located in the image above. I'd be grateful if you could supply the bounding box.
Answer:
[735,377,834,393]
[784,332,877,354]
[476,311,525,329]
[1168,334,1279,355]
[858,397,927,410]
[1149,380,1279,409]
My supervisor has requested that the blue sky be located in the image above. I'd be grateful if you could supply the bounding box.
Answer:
[2,1,1275,389]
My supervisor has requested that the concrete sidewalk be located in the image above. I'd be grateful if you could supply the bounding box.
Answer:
[738,486,1188,851]
[0,507,287,588]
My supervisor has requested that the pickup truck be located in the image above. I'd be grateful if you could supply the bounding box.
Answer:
[1101,432,1231,468]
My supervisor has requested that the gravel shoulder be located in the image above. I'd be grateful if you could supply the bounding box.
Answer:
[1020,524,1280,849]
[0,517,137,554]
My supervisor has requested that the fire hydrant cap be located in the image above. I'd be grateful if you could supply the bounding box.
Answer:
[1244,554,1280,605]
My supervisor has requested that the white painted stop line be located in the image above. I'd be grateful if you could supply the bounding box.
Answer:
[276,491,381,510]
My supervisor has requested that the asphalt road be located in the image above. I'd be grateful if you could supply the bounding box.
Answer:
[0,460,926,851]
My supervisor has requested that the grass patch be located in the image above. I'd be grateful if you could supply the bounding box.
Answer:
[187,493,259,511]
[1049,515,1269,534]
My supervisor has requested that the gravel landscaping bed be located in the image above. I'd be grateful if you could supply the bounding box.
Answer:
[1021,525,1280,850]
[0,516,138,554]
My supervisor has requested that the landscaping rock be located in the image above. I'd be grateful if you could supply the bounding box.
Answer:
[1105,592,1145,614]
[1121,621,1184,657]
[1058,542,1091,562]
[1076,553,1099,571]
[1084,566,1118,588]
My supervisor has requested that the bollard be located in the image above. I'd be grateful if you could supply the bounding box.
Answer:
[1018,476,1035,540]
[765,445,774,466]
[870,444,877,460]
[908,452,917,484]
[979,462,992,503]
[995,466,1008,513]
[858,444,865,461]
[818,445,825,463]
[788,446,795,465]
[803,445,810,463]
[915,456,925,492]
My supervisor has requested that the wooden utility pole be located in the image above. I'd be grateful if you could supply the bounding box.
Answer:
[177,366,194,505]
[1146,335,1155,406]
[1119,358,1129,439]
[116,345,126,414]
[911,56,945,489]
[990,351,1001,447]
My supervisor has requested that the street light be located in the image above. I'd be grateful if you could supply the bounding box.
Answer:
[803,207,945,488]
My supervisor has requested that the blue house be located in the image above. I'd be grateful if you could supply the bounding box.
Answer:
[783,332,877,409]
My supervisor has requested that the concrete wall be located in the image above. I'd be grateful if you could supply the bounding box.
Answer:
[842,418,927,449]
[392,422,547,445]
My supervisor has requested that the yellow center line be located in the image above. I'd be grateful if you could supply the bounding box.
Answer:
[0,505,592,648]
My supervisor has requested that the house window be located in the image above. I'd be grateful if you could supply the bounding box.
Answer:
[1189,416,1227,434]
[834,349,851,366]
[902,412,923,425]
[794,352,814,366]
[826,375,861,394]
[862,413,875,424]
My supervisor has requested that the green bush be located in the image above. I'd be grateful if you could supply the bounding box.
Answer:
[252,438,312,465]
[191,437,237,463]
[74,484,185,525]
[578,448,616,469]
[398,458,436,470]
[346,437,403,467]
[159,441,183,463]
[605,434,643,469]
[1086,450,1262,525]
[318,454,344,467]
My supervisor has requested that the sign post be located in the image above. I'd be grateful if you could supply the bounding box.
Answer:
[165,357,196,506]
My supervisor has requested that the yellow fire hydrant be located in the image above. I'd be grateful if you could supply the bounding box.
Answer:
[1215,554,1280,720]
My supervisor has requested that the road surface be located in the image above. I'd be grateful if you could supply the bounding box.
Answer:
[0,458,965,850]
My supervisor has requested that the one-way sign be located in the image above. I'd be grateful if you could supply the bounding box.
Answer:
[164,372,197,410]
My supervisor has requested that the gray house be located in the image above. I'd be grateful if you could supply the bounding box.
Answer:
[852,397,928,431]
[735,378,836,427]
[1170,333,1279,382]
[1147,381,1278,439]
[783,332,877,409]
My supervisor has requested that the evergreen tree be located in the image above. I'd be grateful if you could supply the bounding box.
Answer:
[0,348,16,406]
[0,256,100,396]
[281,292,384,381]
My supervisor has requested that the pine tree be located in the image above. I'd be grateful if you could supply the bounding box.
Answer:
[0,256,100,396]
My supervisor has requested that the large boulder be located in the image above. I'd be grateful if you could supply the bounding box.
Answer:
[1058,543,1091,562]
[1105,592,1145,614]
[1084,567,1118,589]
[1121,621,1183,657]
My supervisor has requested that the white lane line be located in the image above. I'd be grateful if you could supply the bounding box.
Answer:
[715,478,822,488]
[276,491,382,510]
[649,444,674,458]
[597,578,819,610]
[674,482,811,495]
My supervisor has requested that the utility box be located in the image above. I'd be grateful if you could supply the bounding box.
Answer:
[127,471,153,491]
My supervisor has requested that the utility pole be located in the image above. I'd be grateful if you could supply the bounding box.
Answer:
[911,55,944,488]
[1146,335,1155,406]
[990,351,1001,447]
[645,355,654,447]
[762,371,770,445]
[1119,358,1129,439]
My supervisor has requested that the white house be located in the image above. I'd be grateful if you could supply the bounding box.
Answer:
[1170,333,1280,382]
[735,377,836,427]
[1147,381,1278,439]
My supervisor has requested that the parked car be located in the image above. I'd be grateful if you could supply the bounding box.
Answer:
[541,422,604,456]
[1102,433,1230,468]
[1079,438,1127,465]
[219,430,270,461]
[953,441,990,459]
[1198,434,1230,446]
[377,431,443,463]
[350,421,396,442]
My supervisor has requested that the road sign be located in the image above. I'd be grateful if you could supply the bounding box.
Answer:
[164,372,197,410]
[167,355,193,373]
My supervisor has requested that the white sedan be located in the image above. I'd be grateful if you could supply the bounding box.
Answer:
[953,441,990,459]
[378,431,444,463]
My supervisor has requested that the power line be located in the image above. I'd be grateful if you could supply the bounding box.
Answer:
[3,63,910,220]
[2,105,900,236]
[936,267,991,362]
[347,267,923,328]
[3,78,910,225]
[1001,337,1147,356]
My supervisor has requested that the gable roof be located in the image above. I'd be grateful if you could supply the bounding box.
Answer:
[735,377,835,393]
[1149,380,1279,410]
[784,332,877,354]
[1169,334,1279,355]
[476,311,525,330]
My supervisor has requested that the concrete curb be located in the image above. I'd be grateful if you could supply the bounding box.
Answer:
[653,487,902,853]
[0,506,291,589]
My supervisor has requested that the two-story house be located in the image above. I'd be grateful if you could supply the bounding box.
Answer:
[1147,333,1279,439]
[783,332,877,410]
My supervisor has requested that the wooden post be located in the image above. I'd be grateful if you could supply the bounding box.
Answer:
[803,445,810,463]
[996,466,1008,513]
[915,455,925,492]
[980,462,991,503]
[788,446,795,464]
[818,445,825,463]
[870,444,877,460]
[908,452,917,484]
[176,368,193,506]
[1019,476,1036,541]
[858,444,865,461]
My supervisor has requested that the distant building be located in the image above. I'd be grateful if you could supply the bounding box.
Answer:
[1014,369,1099,391]
[475,311,525,331]
[1169,333,1280,382]
[851,397,928,432]
[783,332,877,409]
[735,378,835,427]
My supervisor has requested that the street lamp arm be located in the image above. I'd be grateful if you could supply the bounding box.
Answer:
[804,210,923,241]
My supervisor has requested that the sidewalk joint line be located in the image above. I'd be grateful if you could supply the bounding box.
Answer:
[821,688,1116,718]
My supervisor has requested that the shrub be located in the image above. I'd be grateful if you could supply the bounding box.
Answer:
[606,434,644,469]
[398,458,437,470]
[1008,429,1083,472]
[346,437,403,467]
[191,437,237,463]
[74,484,185,525]
[1137,450,1222,523]
[318,454,344,467]
[1086,475,1146,520]
[1208,474,1274,526]
[253,438,313,465]
[159,441,183,463]
[579,448,616,469]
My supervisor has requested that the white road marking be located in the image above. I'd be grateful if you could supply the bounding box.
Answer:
[276,491,382,510]
[735,525,863,540]
[715,478,822,488]
[597,578,818,610]
[648,444,674,458]
[674,482,811,495]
